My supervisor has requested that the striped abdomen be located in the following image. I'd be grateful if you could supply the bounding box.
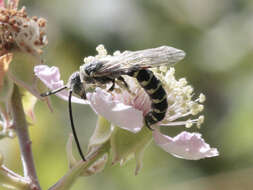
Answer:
[128,69,168,128]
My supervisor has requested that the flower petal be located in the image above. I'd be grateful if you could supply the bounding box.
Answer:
[0,0,4,8]
[87,88,144,133]
[7,0,19,9]
[34,65,88,104]
[153,130,219,160]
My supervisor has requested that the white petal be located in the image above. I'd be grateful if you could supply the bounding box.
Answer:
[87,88,144,133]
[34,65,88,104]
[153,130,219,160]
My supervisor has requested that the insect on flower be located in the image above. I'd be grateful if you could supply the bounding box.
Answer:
[41,46,185,161]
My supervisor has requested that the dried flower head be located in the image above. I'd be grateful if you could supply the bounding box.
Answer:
[0,0,47,57]
[0,0,49,139]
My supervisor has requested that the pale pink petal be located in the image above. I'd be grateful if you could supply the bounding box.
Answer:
[34,65,88,104]
[8,0,19,9]
[0,0,4,8]
[153,130,219,160]
[87,88,144,133]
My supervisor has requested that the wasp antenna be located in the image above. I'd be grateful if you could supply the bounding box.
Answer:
[41,86,68,97]
[68,90,86,161]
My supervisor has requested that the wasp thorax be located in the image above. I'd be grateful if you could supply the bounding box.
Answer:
[80,61,103,77]
[68,72,86,99]
[79,64,97,84]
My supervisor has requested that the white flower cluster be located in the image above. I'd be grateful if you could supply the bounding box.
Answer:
[83,44,110,64]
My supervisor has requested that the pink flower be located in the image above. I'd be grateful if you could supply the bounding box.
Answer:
[34,45,218,174]
[34,61,218,161]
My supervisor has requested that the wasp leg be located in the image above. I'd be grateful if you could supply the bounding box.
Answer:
[115,76,135,95]
[144,121,154,131]
[108,79,115,91]
[144,113,155,131]
[117,76,129,88]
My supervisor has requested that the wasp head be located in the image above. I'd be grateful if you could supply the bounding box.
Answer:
[68,72,86,99]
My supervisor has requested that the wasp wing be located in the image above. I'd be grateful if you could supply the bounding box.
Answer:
[92,46,185,77]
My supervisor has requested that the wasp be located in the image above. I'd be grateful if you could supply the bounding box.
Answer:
[41,46,185,160]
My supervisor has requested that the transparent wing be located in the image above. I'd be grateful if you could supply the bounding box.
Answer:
[93,46,185,76]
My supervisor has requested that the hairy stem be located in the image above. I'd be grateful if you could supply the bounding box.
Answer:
[10,84,41,190]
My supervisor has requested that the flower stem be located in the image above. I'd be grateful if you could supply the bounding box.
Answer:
[10,84,41,190]
[48,142,110,190]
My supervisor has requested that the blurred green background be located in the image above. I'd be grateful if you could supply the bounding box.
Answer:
[2,0,253,189]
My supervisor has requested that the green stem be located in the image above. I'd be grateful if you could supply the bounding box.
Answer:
[0,165,30,190]
[10,84,41,190]
[48,142,110,190]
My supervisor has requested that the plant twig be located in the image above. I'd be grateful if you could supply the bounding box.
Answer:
[10,84,41,190]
